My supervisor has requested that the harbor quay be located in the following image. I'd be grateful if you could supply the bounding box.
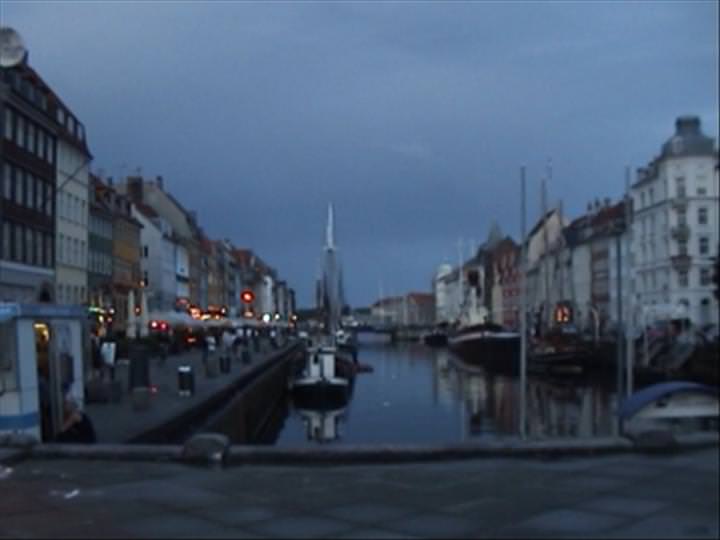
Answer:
[0,445,717,538]
[85,338,304,444]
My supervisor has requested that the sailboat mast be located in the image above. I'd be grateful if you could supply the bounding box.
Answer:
[541,173,550,332]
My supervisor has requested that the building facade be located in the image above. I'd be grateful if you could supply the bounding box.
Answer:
[53,100,91,307]
[87,174,113,311]
[0,63,57,303]
[630,116,719,327]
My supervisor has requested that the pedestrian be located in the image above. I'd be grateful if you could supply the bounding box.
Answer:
[222,327,235,360]
[55,396,97,444]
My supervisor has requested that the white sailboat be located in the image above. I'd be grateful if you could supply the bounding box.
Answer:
[290,204,354,409]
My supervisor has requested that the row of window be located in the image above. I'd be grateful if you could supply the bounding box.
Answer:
[90,214,113,239]
[58,191,87,226]
[638,267,714,291]
[89,250,113,276]
[637,235,713,263]
[676,207,709,226]
[3,106,55,164]
[57,233,86,269]
[2,70,49,114]
[55,106,85,143]
[636,176,710,210]
[0,220,54,268]
[1,163,54,216]
[57,284,86,306]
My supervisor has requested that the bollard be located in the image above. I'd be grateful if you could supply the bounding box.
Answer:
[220,355,231,374]
[178,365,194,396]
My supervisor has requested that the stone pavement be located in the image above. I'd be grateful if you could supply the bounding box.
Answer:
[86,340,298,443]
[1,447,717,538]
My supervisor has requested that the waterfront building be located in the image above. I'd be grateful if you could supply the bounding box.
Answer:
[432,263,454,324]
[117,175,201,308]
[0,63,56,302]
[630,116,719,328]
[491,237,521,329]
[103,182,142,336]
[53,95,91,307]
[87,174,114,314]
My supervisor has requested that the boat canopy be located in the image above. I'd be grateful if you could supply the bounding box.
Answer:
[618,381,718,421]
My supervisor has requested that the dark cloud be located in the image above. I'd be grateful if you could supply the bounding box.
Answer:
[5,1,717,307]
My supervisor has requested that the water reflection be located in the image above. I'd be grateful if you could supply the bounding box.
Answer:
[268,336,618,446]
[446,353,616,439]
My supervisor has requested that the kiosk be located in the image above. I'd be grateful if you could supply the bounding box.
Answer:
[0,303,86,442]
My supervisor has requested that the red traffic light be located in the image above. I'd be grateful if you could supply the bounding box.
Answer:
[241,290,255,304]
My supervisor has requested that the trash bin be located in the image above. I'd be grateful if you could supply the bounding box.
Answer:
[220,355,231,374]
[128,353,150,391]
[178,365,194,396]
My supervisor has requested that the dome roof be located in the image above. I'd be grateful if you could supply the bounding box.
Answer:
[661,116,715,159]
[435,264,453,278]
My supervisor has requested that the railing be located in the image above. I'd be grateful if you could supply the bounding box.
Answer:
[670,254,692,272]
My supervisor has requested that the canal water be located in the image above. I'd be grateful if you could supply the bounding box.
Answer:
[267,335,621,446]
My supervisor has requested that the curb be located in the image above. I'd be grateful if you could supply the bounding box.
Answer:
[2,432,715,467]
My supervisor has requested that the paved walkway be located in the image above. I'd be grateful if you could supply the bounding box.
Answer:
[1,447,717,538]
[86,340,298,443]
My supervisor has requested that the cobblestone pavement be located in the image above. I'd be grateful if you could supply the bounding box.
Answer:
[1,447,717,538]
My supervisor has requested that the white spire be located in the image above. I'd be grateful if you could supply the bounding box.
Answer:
[325,203,335,250]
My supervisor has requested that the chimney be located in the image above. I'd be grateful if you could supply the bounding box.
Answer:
[127,176,143,202]
[676,116,701,136]
[594,198,600,212]
[156,175,164,191]
[604,197,611,207]
[107,176,114,187]
[587,202,592,213]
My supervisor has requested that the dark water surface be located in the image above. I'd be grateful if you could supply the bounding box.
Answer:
[270,335,619,446]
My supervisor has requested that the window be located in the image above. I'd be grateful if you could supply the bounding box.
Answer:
[44,184,52,216]
[143,245,149,258]
[676,177,686,198]
[66,236,71,264]
[2,164,10,200]
[16,115,24,148]
[4,108,13,140]
[649,188,654,205]
[1,221,10,260]
[13,168,22,205]
[13,223,22,262]
[700,268,712,286]
[28,123,36,155]
[80,287,85,303]
[640,192,646,208]
[698,186,707,196]
[677,208,686,226]
[58,284,64,304]
[25,228,33,265]
[698,207,708,225]
[678,271,689,288]
[45,234,53,267]
[699,237,709,255]
[73,238,79,266]
[35,233,42,267]
[58,233,64,262]
[23,172,30,208]
[80,241,85,267]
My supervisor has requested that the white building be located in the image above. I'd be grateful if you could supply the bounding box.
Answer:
[630,116,718,328]
[54,107,91,306]
[432,263,454,324]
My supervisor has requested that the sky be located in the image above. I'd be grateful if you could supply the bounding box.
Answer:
[2,1,718,308]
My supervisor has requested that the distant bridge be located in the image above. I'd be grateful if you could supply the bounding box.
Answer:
[350,323,434,342]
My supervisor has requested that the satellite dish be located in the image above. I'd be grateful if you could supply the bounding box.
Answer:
[0,27,28,68]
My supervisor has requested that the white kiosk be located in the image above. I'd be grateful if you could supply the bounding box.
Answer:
[0,303,87,442]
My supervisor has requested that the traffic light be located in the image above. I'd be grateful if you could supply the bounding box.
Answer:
[241,289,255,304]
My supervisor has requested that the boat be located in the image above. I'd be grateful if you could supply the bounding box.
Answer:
[335,328,358,362]
[423,325,448,347]
[289,204,354,410]
[447,269,520,370]
[290,345,353,409]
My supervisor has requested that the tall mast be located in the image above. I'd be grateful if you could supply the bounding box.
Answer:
[541,170,550,332]
[519,166,528,439]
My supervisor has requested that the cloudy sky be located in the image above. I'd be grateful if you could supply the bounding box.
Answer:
[3,1,717,307]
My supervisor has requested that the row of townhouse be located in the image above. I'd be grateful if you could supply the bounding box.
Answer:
[433,116,719,333]
[0,37,296,336]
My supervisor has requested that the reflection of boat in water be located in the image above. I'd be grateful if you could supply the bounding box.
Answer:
[296,406,347,442]
[290,345,354,410]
